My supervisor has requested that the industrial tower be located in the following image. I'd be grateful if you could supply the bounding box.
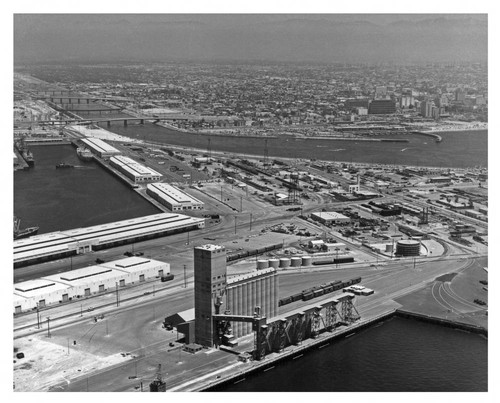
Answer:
[194,245,227,347]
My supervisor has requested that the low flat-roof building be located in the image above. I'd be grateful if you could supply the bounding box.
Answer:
[81,137,121,159]
[14,213,205,267]
[311,211,350,225]
[110,156,163,183]
[147,183,204,211]
[13,257,169,313]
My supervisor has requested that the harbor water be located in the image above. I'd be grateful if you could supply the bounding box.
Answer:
[98,122,487,168]
[213,316,487,392]
[14,144,160,234]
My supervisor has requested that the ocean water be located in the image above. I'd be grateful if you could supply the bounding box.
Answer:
[213,317,487,392]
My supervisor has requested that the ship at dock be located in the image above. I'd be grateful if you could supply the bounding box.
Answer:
[76,147,93,161]
[14,217,39,240]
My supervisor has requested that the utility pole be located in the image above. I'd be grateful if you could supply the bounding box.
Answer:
[36,304,40,329]
[67,338,70,355]
[47,317,51,338]
[234,216,237,234]
[183,265,187,288]
[250,213,252,231]
[240,196,243,212]
[221,186,223,202]
[116,282,120,307]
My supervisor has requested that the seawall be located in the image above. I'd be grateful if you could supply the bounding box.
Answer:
[200,307,487,391]
[200,309,396,391]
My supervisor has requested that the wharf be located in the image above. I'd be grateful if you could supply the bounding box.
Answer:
[186,306,399,392]
[395,310,487,335]
[92,156,138,189]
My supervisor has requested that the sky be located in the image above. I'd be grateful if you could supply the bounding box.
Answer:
[13,14,488,65]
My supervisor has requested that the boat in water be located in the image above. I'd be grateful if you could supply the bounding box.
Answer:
[55,162,74,169]
[14,217,39,240]
[76,147,93,161]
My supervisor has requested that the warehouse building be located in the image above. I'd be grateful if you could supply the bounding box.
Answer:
[81,137,121,159]
[13,257,169,313]
[110,155,163,183]
[311,211,350,225]
[147,183,204,211]
[14,213,205,267]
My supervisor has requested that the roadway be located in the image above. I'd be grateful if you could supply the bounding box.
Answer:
[15,253,485,392]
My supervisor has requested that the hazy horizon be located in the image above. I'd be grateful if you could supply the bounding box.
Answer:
[14,14,487,65]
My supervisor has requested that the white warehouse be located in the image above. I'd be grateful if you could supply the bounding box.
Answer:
[81,137,121,159]
[110,155,163,183]
[147,183,204,211]
[13,257,169,314]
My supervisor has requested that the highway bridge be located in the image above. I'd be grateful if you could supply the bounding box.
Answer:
[14,115,189,127]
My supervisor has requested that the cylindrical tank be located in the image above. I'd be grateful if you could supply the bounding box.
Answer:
[279,258,291,268]
[396,240,420,256]
[301,256,312,266]
[257,259,269,270]
[291,257,302,267]
[268,258,280,269]
[385,243,394,252]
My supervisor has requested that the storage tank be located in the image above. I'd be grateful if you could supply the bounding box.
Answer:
[257,260,269,270]
[301,256,312,266]
[268,258,280,269]
[279,258,291,268]
[396,240,420,257]
[291,257,302,267]
[385,243,394,253]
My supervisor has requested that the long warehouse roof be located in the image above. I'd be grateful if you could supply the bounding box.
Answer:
[147,183,203,205]
[81,137,120,154]
[111,156,162,177]
[14,213,204,263]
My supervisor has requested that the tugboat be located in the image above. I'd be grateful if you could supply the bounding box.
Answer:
[76,147,93,161]
[55,162,74,169]
[14,217,39,240]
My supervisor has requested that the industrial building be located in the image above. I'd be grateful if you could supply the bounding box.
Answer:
[110,155,163,183]
[194,244,228,347]
[225,268,278,338]
[193,244,279,347]
[13,257,169,313]
[368,99,396,114]
[146,183,204,211]
[395,240,421,257]
[14,213,205,267]
[80,137,121,159]
[311,211,350,225]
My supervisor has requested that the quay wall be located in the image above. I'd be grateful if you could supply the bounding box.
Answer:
[394,309,487,336]
[200,307,487,391]
[200,310,396,392]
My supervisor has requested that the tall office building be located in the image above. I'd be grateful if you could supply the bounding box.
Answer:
[194,244,227,347]
[420,100,434,118]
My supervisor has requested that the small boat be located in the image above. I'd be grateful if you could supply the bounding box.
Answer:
[14,217,39,240]
[55,162,74,169]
